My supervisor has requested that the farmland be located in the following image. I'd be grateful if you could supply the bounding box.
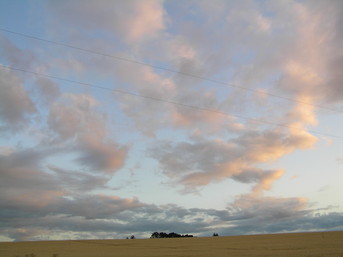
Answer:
[1,231,343,257]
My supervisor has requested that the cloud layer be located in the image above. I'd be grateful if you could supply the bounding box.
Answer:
[1,0,343,241]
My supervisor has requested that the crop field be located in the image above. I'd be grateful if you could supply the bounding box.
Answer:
[1,231,343,257]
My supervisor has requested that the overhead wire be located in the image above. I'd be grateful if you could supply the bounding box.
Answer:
[1,28,342,114]
[1,63,342,139]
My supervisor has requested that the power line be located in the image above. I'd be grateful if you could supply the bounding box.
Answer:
[1,28,342,115]
[1,63,342,140]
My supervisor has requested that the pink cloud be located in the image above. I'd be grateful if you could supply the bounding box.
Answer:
[124,0,165,42]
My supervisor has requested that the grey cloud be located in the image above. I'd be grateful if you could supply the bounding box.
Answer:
[0,150,65,218]
[0,148,341,240]
[2,0,343,242]
[2,188,343,241]
[149,129,313,191]
[110,65,177,137]
[300,0,343,103]
[46,0,165,43]
[273,0,343,106]
[150,139,236,178]
[0,69,36,129]
[75,138,128,173]
[35,77,61,103]
[212,195,324,236]
[325,56,343,103]
[5,228,48,242]
[0,198,217,240]
[220,212,343,237]
[48,94,128,173]
[120,0,343,136]
[0,35,36,68]
[37,0,343,136]
[0,147,121,218]
[48,165,110,192]
[1,195,211,240]
[59,195,144,219]
[230,195,309,221]
[171,0,343,109]
[38,1,281,137]
[232,168,278,184]
[0,149,59,194]
[48,94,103,140]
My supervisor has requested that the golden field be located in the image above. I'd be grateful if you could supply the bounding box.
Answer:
[1,231,343,257]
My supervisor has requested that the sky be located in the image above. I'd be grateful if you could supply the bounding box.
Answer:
[0,0,343,242]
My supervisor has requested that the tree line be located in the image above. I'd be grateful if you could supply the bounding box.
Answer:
[150,232,194,238]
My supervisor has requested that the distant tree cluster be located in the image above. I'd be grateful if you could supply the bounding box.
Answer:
[213,233,219,237]
[150,232,193,238]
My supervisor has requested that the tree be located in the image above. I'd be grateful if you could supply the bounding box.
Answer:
[150,232,193,238]
[130,235,135,239]
[213,233,219,237]
[150,232,160,238]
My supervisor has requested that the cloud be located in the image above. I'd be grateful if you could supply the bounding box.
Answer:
[0,147,342,241]
[48,93,128,173]
[150,127,316,192]
[106,0,343,138]
[272,0,343,107]
[170,91,228,131]
[2,187,343,241]
[123,0,166,42]
[112,66,176,137]
[59,195,144,219]
[0,35,36,68]
[35,77,61,103]
[75,137,127,174]
[233,169,285,195]
[0,69,36,130]
[297,0,343,104]
[47,0,166,43]
[231,194,308,221]
[47,165,111,193]
[218,195,343,236]
[0,148,64,209]
[1,0,343,242]
[0,147,129,220]
[48,94,101,140]
[5,228,49,242]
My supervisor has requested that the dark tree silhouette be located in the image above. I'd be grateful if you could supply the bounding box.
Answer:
[150,232,193,238]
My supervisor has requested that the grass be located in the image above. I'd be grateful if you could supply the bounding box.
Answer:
[1,231,343,257]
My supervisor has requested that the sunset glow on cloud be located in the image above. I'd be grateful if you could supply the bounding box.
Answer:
[1,0,343,241]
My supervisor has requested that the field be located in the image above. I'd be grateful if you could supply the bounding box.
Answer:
[1,231,343,257]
